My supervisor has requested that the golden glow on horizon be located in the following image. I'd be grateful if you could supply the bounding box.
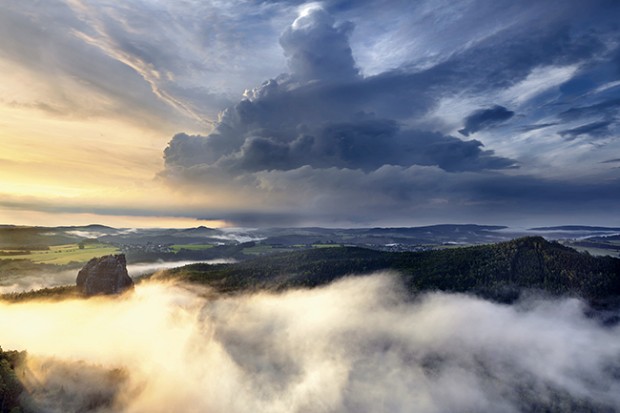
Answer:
[0,38,253,229]
[0,62,229,227]
[0,209,228,229]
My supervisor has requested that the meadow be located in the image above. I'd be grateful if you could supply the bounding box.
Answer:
[0,243,119,265]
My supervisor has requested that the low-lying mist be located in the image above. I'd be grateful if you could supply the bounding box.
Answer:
[2,273,620,412]
[0,259,236,294]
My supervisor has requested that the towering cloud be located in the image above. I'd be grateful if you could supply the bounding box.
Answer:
[459,106,515,136]
[280,5,359,83]
[161,2,620,226]
[162,5,535,225]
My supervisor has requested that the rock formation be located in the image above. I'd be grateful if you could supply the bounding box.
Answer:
[76,254,134,296]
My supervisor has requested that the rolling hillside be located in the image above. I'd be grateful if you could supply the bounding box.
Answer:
[161,237,620,302]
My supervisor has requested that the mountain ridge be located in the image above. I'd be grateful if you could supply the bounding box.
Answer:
[160,236,620,303]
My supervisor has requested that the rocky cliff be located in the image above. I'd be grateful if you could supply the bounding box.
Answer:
[76,254,134,296]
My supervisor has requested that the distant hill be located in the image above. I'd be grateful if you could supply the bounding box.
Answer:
[584,234,620,242]
[0,223,516,253]
[161,237,620,303]
[56,224,116,231]
[253,224,513,246]
[4,223,620,261]
[365,224,508,233]
[0,346,24,412]
[530,225,620,232]
[0,226,77,249]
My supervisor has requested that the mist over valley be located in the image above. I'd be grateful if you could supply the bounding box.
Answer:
[4,275,620,413]
[2,225,620,411]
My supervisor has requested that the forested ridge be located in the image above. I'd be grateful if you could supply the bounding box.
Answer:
[161,237,620,302]
[0,347,24,413]
[3,237,620,412]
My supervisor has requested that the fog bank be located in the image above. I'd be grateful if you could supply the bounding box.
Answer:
[2,274,620,412]
[0,259,235,294]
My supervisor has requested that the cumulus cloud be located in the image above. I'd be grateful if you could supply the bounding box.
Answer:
[2,275,620,412]
[166,118,515,175]
[163,2,554,177]
[153,1,620,226]
[280,5,359,83]
[161,5,532,224]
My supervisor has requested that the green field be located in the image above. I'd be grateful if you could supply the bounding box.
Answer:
[242,244,341,255]
[0,243,119,265]
[171,244,215,252]
[242,244,276,255]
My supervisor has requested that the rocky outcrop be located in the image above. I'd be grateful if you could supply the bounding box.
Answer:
[76,254,134,296]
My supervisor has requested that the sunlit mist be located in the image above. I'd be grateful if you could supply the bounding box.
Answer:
[1,275,620,412]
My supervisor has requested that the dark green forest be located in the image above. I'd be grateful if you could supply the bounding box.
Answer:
[160,237,620,303]
[0,347,24,413]
[4,236,620,304]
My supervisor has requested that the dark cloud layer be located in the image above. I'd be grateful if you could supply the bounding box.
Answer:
[163,7,517,197]
[166,119,516,174]
[559,98,620,121]
[518,123,559,132]
[459,106,515,136]
[161,1,620,226]
[559,121,612,140]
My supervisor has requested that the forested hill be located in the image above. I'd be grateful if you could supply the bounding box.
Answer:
[0,347,24,413]
[161,236,620,302]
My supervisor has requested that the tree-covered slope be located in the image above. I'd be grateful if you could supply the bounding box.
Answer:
[0,347,24,413]
[161,237,620,301]
[392,236,620,300]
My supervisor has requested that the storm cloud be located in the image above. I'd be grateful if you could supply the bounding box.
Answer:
[160,1,620,226]
[162,5,519,177]
[279,6,359,83]
[2,0,619,226]
[2,275,620,412]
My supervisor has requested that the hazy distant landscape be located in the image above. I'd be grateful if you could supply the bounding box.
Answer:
[2,224,620,411]
[2,223,620,295]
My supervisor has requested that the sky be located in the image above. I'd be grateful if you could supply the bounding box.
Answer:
[1,0,619,228]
